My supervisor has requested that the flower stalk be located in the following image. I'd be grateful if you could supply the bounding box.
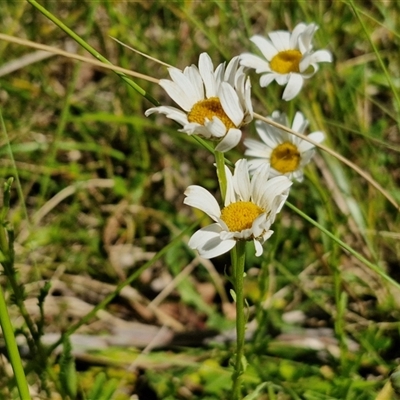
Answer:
[215,150,228,202]
[231,240,247,399]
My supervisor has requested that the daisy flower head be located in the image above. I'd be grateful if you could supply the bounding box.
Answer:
[145,53,253,152]
[244,111,325,182]
[184,159,292,259]
[240,22,332,101]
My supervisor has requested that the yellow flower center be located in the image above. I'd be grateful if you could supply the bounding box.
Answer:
[270,50,302,74]
[220,201,264,232]
[187,97,236,129]
[270,141,301,173]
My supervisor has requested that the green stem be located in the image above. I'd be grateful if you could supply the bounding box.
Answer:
[231,240,247,400]
[26,0,159,106]
[215,150,228,202]
[0,281,31,400]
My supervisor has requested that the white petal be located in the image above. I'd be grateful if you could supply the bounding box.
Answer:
[309,49,333,63]
[251,213,268,238]
[271,110,288,126]
[243,77,254,119]
[282,74,304,101]
[224,56,240,85]
[292,169,304,182]
[215,128,242,152]
[199,239,236,259]
[219,82,244,127]
[298,23,318,53]
[250,35,278,60]
[233,159,251,201]
[261,230,274,243]
[180,123,212,138]
[258,176,292,212]
[299,54,312,73]
[184,185,221,221]
[290,23,307,48]
[260,229,274,244]
[205,117,226,138]
[145,105,188,126]
[234,74,253,124]
[244,139,270,159]
[167,67,202,104]
[160,77,195,111]
[188,224,236,259]
[214,62,225,84]
[248,158,268,172]
[255,120,283,148]
[199,53,217,98]
[251,163,271,205]
[183,65,205,101]
[268,31,291,51]
[224,164,235,206]
[254,239,264,257]
[291,112,307,133]
[299,149,315,166]
[259,73,278,88]
[240,53,270,74]
[275,74,290,86]
[298,131,325,152]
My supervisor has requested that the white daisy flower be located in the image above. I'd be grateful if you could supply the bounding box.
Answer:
[240,22,332,101]
[184,159,292,259]
[244,111,325,182]
[145,53,253,152]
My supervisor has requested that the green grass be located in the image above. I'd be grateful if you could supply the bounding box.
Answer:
[0,1,399,399]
